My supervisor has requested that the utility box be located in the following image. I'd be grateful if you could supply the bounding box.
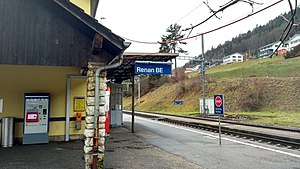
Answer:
[75,112,82,130]
[108,83,123,127]
[23,93,50,144]
[2,117,14,147]
[199,98,215,115]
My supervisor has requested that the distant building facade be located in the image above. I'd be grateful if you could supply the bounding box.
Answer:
[223,53,244,64]
[184,68,194,73]
[209,59,223,67]
[258,41,287,58]
[285,34,300,51]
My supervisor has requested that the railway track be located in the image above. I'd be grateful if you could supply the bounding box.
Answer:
[123,110,300,149]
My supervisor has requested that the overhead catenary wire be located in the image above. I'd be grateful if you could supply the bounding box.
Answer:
[182,0,263,32]
[175,2,205,23]
[270,0,297,58]
[122,0,284,45]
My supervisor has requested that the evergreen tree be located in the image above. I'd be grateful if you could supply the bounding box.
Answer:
[159,23,187,54]
[159,23,187,78]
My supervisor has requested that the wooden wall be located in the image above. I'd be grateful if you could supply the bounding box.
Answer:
[0,0,108,67]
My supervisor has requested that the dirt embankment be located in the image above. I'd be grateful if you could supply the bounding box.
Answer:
[211,77,300,112]
[131,77,300,112]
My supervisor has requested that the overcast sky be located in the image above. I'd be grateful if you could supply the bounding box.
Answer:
[96,0,296,67]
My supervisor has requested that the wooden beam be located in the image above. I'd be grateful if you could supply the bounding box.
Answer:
[92,34,103,55]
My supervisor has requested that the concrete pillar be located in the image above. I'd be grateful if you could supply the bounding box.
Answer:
[84,62,107,169]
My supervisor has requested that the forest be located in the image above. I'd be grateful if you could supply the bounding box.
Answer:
[185,6,300,67]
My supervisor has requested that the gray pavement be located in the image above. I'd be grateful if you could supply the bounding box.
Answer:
[104,127,204,169]
[0,127,204,169]
[0,140,84,169]
[123,114,300,169]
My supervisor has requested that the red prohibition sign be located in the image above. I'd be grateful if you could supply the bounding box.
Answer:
[215,96,222,107]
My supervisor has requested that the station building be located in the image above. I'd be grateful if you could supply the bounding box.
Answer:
[0,0,129,142]
[0,0,177,145]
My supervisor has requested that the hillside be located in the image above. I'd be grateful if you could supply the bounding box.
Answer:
[185,6,300,66]
[123,56,300,127]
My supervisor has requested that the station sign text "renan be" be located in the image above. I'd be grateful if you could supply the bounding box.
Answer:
[135,61,172,75]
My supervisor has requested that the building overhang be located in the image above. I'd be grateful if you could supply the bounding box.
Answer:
[106,52,178,83]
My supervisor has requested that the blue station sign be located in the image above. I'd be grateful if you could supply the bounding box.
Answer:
[214,94,224,115]
[135,61,172,75]
[172,100,184,105]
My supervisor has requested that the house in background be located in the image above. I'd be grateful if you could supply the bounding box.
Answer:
[208,59,223,67]
[285,34,300,51]
[258,41,287,58]
[223,52,244,64]
[184,67,194,73]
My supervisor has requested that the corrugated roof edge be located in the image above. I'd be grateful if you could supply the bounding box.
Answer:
[53,0,127,51]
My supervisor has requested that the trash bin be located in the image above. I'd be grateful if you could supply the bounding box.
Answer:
[2,117,13,147]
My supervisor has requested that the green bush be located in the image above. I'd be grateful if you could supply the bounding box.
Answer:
[285,44,300,59]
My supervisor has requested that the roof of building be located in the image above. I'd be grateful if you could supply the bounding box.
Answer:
[50,1,178,82]
[258,41,281,50]
[53,0,128,56]
[107,52,178,83]
[286,34,300,43]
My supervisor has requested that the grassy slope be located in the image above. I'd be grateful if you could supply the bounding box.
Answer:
[124,56,300,127]
[189,56,300,78]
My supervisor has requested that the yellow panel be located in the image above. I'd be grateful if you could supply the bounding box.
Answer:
[69,78,86,136]
[0,64,86,137]
[15,121,86,138]
[70,0,91,16]
[49,121,86,136]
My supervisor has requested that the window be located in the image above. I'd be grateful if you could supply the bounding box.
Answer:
[232,56,236,58]
[238,56,241,58]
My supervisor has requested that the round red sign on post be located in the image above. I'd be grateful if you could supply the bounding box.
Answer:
[215,96,222,107]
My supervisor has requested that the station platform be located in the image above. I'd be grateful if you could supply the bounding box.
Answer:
[104,127,204,169]
[0,140,84,169]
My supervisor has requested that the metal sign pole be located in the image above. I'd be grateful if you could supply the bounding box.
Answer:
[214,94,224,146]
[201,35,206,115]
[219,116,221,145]
[137,76,140,105]
[131,74,135,133]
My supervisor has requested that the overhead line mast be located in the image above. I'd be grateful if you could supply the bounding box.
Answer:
[177,35,207,115]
